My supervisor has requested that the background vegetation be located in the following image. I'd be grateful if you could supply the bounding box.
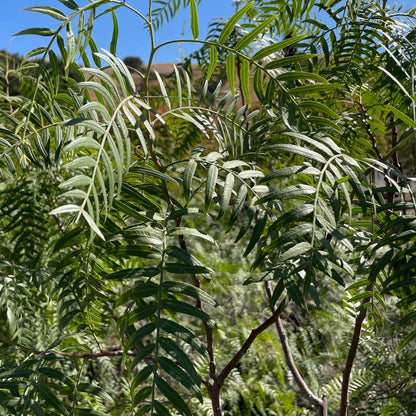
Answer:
[1,0,416,415]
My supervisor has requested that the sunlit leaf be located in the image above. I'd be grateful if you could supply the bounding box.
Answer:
[240,59,251,106]
[155,376,192,416]
[183,159,197,202]
[190,0,199,39]
[207,46,218,81]
[252,35,308,61]
[25,6,67,20]
[168,227,216,245]
[218,1,253,43]
[226,52,236,95]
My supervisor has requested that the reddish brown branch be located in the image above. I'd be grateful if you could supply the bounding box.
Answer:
[218,298,286,382]
[339,294,371,416]
[52,349,135,359]
[208,298,286,415]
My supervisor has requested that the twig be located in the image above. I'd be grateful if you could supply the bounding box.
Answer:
[209,298,286,416]
[265,282,328,416]
[339,290,371,416]
[52,213,67,234]
[219,297,286,381]
[52,349,136,359]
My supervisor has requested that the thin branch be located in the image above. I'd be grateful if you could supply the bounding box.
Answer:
[208,297,286,416]
[218,297,286,383]
[52,213,66,234]
[52,349,136,359]
[52,212,79,251]
[339,292,371,416]
[265,282,328,416]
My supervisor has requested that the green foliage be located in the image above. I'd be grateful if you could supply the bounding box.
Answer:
[123,56,143,70]
[1,0,416,415]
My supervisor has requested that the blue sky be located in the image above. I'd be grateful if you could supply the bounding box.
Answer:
[2,1,235,63]
[1,1,415,64]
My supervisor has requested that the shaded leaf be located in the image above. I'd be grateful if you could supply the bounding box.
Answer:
[110,10,118,55]
[25,6,67,21]
[244,212,267,256]
[155,376,192,416]
[219,172,235,218]
[159,319,205,355]
[160,298,210,321]
[205,164,218,210]
[15,28,56,37]
[207,46,218,81]
[159,357,202,402]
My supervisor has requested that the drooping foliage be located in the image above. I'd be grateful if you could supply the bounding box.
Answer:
[1,0,416,415]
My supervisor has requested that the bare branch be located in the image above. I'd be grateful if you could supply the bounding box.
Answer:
[208,297,286,415]
[52,349,135,359]
[339,291,371,416]
[219,297,286,383]
[265,282,327,416]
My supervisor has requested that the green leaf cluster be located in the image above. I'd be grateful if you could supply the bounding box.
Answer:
[1,0,416,415]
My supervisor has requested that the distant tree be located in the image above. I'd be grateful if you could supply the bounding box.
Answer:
[0,49,79,100]
[123,55,143,69]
